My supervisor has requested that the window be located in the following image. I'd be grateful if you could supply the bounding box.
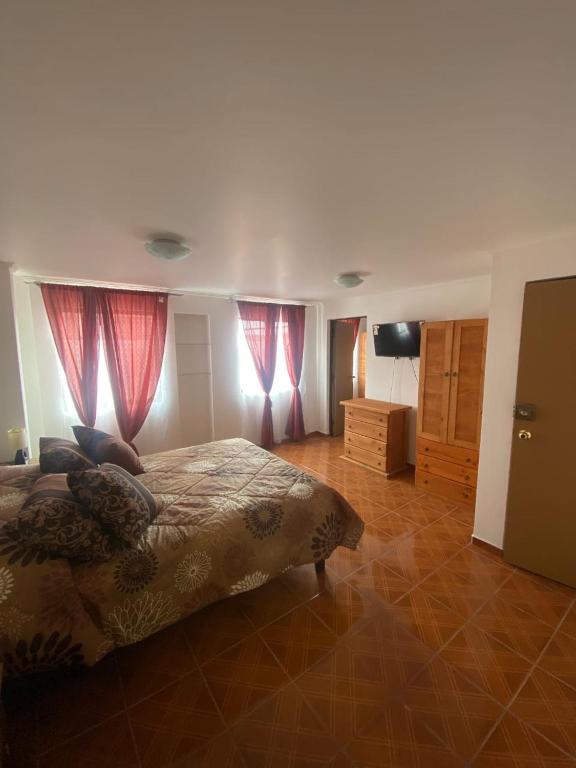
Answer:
[238,320,292,396]
[59,344,165,419]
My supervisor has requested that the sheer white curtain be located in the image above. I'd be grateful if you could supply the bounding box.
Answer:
[237,319,293,445]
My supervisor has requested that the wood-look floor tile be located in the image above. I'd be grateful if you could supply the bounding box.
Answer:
[230,683,341,766]
[511,668,576,758]
[470,713,576,767]
[259,603,338,678]
[370,511,420,540]
[472,596,556,662]
[345,559,413,605]
[496,571,574,629]
[307,581,381,637]
[234,576,305,629]
[538,632,576,692]
[560,604,576,641]
[393,588,466,651]
[34,655,124,753]
[201,634,289,725]
[128,669,226,767]
[181,598,256,665]
[378,536,456,585]
[343,701,467,768]
[418,565,492,619]
[294,642,393,745]
[394,499,448,526]
[188,732,246,767]
[38,713,139,768]
[439,623,533,705]
[404,657,504,761]
[117,623,197,705]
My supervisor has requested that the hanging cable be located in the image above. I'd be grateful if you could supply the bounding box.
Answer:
[389,357,397,402]
[409,357,419,385]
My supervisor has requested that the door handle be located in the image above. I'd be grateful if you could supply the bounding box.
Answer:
[518,429,532,440]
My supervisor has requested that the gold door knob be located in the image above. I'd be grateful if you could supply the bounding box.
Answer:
[518,429,532,440]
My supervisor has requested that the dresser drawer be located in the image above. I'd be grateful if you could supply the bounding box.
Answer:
[416,437,478,468]
[344,418,388,441]
[416,469,476,507]
[345,407,388,427]
[416,453,477,487]
[344,445,388,472]
[345,431,387,456]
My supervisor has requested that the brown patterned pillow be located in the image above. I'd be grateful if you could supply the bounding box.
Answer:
[39,437,96,474]
[67,463,157,548]
[10,474,112,562]
[72,426,144,475]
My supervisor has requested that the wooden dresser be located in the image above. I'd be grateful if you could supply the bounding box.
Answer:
[415,319,487,507]
[340,399,411,477]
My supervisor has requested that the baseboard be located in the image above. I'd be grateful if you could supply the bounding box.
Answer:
[471,535,503,556]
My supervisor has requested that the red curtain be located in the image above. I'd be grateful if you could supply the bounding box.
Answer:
[282,304,306,441]
[238,301,281,448]
[97,289,168,450]
[340,317,360,347]
[41,284,100,427]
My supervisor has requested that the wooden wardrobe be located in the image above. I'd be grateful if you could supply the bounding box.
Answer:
[415,319,488,507]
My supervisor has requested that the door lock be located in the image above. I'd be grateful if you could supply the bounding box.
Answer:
[518,429,532,440]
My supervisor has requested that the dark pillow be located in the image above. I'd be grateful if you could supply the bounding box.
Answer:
[72,426,144,476]
[67,464,157,548]
[39,437,96,474]
[11,474,111,562]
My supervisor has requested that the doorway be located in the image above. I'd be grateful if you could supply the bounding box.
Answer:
[329,317,366,436]
[503,276,576,587]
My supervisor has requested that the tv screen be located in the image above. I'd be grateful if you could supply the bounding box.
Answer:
[373,321,421,357]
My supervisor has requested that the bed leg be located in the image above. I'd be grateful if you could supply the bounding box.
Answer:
[314,559,326,573]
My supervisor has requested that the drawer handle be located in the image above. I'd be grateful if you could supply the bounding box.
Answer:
[464,475,470,481]
[424,479,428,485]
[424,447,429,452]
[423,463,429,469]
[466,458,471,463]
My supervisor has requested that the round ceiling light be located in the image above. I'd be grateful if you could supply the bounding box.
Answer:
[334,272,364,288]
[145,237,191,261]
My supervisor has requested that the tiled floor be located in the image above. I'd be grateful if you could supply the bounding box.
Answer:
[4,435,576,767]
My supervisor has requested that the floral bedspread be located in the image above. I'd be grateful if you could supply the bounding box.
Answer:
[0,439,363,677]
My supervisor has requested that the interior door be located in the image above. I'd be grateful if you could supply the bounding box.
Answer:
[503,277,576,587]
[330,321,356,436]
[417,321,453,443]
[447,319,488,449]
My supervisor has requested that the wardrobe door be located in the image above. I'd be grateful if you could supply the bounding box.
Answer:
[446,319,487,449]
[416,322,453,443]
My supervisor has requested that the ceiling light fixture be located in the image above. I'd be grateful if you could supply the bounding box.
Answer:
[334,272,364,288]
[145,237,191,261]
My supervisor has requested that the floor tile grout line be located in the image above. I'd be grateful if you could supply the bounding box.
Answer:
[179,620,251,767]
[466,596,576,764]
[113,651,143,768]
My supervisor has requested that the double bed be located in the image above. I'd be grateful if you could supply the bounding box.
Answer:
[0,438,363,677]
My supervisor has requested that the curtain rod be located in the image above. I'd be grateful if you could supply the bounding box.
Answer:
[24,278,184,296]
[231,294,315,307]
[21,277,316,305]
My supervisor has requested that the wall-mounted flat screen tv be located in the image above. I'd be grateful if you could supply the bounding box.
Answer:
[373,321,421,357]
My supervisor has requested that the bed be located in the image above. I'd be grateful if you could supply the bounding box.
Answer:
[0,438,363,677]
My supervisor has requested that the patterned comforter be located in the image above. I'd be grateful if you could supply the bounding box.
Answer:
[0,438,363,677]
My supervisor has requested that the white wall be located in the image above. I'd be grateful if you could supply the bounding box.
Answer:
[14,280,321,456]
[474,231,576,549]
[321,276,492,461]
[0,263,28,461]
